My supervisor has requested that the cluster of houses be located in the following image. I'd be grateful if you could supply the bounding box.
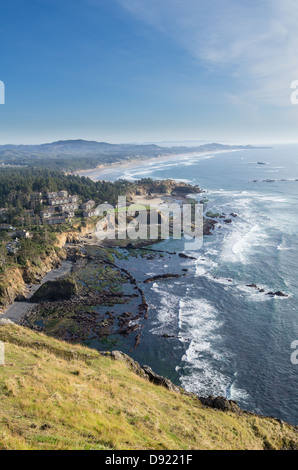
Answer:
[0,190,98,230]
[40,191,97,225]
[0,190,99,255]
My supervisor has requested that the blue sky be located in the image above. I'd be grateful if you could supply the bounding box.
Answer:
[0,0,298,144]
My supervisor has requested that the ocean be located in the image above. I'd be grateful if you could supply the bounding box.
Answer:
[81,144,298,425]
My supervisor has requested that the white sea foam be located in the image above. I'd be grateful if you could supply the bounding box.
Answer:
[149,284,180,335]
[195,257,218,277]
[277,237,291,251]
[220,223,267,264]
[177,297,235,397]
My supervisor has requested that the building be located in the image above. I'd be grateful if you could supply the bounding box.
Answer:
[58,190,68,198]
[83,209,98,218]
[0,208,8,216]
[69,195,79,204]
[49,196,79,207]
[0,224,14,231]
[81,200,95,211]
[46,192,59,200]
[48,197,68,206]
[47,216,68,225]
[63,210,75,218]
[58,203,79,212]
[6,240,20,254]
[16,230,30,239]
[40,209,55,220]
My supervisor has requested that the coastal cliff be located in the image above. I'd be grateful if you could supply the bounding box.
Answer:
[0,222,96,311]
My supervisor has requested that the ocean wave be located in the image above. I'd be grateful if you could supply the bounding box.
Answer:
[177,296,251,401]
[226,373,250,403]
[177,297,232,396]
[277,237,291,251]
[149,284,180,335]
[220,223,267,264]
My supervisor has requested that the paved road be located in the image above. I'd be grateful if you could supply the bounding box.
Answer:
[1,261,73,323]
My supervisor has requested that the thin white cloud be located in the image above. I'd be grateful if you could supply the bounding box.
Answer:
[118,0,298,106]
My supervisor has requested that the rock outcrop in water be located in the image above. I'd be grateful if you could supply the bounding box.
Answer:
[203,219,218,235]
[246,284,289,297]
[144,273,185,284]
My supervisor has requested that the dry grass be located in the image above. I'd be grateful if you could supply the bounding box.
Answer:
[0,324,297,450]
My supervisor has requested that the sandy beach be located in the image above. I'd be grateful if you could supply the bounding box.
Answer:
[75,149,239,181]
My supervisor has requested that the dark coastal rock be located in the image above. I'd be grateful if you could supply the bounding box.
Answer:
[179,253,196,260]
[30,279,78,302]
[144,274,183,284]
[142,365,182,393]
[224,219,233,224]
[274,291,289,297]
[130,332,142,352]
[266,291,289,298]
[100,351,182,393]
[230,213,238,218]
[246,285,287,297]
[203,219,218,235]
[100,351,247,413]
[199,396,241,414]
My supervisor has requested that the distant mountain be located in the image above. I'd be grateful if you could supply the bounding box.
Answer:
[0,140,262,171]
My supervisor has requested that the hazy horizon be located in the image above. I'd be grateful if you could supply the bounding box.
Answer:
[0,137,297,148]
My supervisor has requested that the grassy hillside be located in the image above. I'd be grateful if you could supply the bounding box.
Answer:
[0,323,297,450]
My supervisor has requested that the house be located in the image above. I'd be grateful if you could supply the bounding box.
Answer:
[63,210,75,218]
[83,209,98,218]
[0,208,8,216]
[48,197,68,206]
[16,230,30,239]
[41,210,55,220]
[69,195,79,204]
[81,200,95,211]
[46,192,59,200]
[58,190,68,198]
[58,203,79,212]
[47,216,68,225]
[49,196,78,207]
[0,224,14,231]
[6,240,20,254]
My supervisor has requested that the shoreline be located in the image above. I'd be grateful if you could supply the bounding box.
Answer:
[75,149,241,180]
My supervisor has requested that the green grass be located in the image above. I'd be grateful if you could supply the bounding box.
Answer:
[0,324,297,450]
